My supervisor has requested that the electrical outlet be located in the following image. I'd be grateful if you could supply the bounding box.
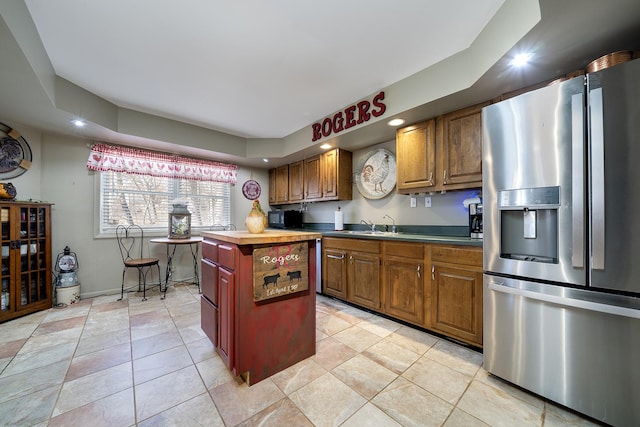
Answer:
[425,196,432,207]
[410,196,417,208]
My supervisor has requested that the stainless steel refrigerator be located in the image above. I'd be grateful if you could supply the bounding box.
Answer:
[482,58,640,426]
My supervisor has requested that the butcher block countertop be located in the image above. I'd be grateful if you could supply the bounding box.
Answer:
[201,229,322,245]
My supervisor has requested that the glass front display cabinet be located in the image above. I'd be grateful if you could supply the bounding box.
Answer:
[0,202,52,323]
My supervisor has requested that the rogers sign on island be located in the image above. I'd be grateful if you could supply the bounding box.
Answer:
[311,91,386,141]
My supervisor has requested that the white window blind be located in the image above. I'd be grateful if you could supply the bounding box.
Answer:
[100,171,231,233]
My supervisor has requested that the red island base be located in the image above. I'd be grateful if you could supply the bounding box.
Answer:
[200,230,320,385]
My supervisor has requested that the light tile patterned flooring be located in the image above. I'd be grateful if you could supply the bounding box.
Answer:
[0,284,601,426]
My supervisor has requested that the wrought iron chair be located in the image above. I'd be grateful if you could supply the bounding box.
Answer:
[116,225,163,301]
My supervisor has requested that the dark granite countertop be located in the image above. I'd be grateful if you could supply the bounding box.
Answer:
[321,230,483,247]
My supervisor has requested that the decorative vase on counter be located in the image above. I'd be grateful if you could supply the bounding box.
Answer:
[245,200,267,234]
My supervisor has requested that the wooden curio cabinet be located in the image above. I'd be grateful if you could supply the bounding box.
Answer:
[0,202,52,323]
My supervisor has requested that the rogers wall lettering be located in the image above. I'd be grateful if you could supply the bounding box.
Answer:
[311,91,386,142]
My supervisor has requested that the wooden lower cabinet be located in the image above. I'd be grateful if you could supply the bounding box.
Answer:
[322,237,483,348]
[323,248,347,299]
[382,241,425,326]
[430,245,483,347]
[322,238,380,310]
[348,251,380,311]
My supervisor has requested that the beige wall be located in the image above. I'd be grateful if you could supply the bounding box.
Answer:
[10,126,469,300]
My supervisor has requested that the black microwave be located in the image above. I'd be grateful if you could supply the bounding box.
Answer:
[268,210,303,229]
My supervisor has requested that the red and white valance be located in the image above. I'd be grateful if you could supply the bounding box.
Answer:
[86,143,237,184]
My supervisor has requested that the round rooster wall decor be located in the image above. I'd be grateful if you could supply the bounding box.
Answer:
[355,148,396,199]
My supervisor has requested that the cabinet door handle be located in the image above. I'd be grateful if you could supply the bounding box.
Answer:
[443,170,447,184]
[328,254,344,260]
[431,265,435,280]
[428,172,433,185]
[417,265,421,278]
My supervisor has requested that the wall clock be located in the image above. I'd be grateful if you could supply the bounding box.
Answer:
[0,122,32,179]
[355,148,396,199]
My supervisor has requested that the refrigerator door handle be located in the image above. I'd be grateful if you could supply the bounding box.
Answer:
[590,87,605,270]
[488,281,640,319]
[571,93,585,268]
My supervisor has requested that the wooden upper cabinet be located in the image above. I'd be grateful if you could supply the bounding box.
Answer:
[436,102,489,190]
[396,102,486,194]
[268,169,276,204]
[269,149,352,205]
[275,165,289,204]
[288,160,304,203]
[304,155,323,201]
[322,148,352,200]
[396,119,436,193]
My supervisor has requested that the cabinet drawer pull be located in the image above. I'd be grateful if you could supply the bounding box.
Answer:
[328,254,345,260]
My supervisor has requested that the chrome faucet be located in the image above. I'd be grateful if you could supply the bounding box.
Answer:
[360,219,376,232]
[383,214,397,233]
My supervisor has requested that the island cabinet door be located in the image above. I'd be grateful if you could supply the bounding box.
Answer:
[217,266,234,370]
[200,296,218,347]
[201,258,218,304]
[323,248,347,299]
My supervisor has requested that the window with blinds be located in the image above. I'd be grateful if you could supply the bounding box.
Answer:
[100,171,231,233]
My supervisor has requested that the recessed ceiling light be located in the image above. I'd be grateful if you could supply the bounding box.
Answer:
[72,119,86,127]
[510,53,533,67]
[262,158,269,162]
[387,118,405,127]
[319,143,331,149]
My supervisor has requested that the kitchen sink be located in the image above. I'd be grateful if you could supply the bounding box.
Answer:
[339,230,401,236]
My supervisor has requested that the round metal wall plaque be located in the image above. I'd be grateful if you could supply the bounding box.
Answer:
[355,148,396,199]
[0,123,32,179]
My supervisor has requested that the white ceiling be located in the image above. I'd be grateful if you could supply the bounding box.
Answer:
[24,0,504,139]
[2,0,640,167]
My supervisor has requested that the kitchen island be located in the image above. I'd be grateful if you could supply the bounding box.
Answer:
[200,229,321,385]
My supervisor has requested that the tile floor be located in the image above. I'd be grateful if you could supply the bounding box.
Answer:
[0,284,602,427]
